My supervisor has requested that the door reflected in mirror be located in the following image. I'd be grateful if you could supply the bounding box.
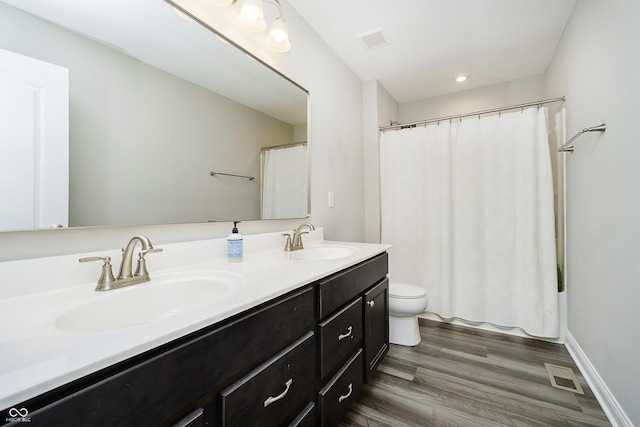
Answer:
[0,0,309,231]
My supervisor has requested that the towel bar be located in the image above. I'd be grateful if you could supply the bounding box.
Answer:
[558,124,606,152]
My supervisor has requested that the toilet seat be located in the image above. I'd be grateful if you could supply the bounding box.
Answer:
[390,283,427,299]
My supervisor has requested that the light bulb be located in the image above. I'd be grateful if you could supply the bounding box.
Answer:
[272,28,285,43]
[245,7,259,21]
[266,17,291,52]
[238,0,266,32]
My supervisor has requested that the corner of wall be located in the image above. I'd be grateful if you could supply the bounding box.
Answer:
[565,331,634,427]
[363,81,398,244]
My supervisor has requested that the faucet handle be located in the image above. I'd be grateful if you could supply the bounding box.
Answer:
[79,256,116,289]
[282,233,293,251]
[79,256,106,263]
[134,248,163,277]
[141,248,163,255]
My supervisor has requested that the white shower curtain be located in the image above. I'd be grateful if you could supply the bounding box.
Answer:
[380,107,558,338]
[261,144,308,219]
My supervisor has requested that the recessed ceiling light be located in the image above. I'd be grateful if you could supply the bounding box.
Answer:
[454,74,469,83]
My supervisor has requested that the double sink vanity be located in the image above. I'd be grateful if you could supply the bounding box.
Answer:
[0,228,391,426]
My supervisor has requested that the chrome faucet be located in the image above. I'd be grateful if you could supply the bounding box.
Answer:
[284,223,315,251]
[79,235,163,291]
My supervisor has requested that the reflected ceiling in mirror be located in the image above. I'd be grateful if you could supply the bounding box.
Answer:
[0,0,309,231]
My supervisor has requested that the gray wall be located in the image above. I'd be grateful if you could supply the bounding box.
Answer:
[546,0,640,424]
[398,74,547,122]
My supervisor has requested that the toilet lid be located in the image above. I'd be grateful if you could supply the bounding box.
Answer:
[389,283,427,299]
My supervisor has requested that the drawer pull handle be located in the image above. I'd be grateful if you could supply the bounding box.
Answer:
[338,326,353,341]
[263,378,293,408]
[367,300,375,307]
[338,383,353,403]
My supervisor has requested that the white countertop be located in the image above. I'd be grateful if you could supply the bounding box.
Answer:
[0,229,390,410]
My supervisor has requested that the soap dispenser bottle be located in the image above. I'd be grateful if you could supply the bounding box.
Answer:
[227,221,243,262]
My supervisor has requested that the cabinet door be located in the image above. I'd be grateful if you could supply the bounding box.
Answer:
[364,278,389,382]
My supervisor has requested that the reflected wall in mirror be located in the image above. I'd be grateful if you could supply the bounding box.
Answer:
[0,0,309,231]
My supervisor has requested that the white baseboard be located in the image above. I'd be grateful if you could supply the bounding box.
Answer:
[564,331,633,427]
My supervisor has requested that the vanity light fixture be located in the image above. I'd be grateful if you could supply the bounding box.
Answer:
[172,0,292,53]
[238,0,291,52]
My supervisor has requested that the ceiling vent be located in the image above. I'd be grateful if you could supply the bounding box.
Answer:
[357,27,391,50]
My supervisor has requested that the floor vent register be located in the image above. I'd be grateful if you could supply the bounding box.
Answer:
[545,363,584,394]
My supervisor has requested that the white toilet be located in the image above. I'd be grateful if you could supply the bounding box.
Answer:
[389,283,429,346]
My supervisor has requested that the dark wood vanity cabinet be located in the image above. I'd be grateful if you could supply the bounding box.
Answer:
[5,252,389,427]
[316,252,389,426]
[13,286,316,427]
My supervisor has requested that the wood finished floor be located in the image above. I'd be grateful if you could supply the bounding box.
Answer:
[341,319,610,427]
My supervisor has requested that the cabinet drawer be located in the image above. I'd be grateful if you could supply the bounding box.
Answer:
[220,332,316,427]
[318,253,388,318]
[318,297,362,381]
[318,349,364,427]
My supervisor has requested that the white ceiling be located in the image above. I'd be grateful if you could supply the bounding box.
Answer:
[287,0,577,104]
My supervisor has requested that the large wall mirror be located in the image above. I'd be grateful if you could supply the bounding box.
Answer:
[0,0,309,232]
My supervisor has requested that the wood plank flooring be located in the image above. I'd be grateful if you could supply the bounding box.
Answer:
[341,319,610,427]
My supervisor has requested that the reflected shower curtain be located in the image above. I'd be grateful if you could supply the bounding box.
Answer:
[380,108,558,337]
[261,144,308,219]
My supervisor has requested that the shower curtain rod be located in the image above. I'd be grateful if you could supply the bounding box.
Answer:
[261,141,307,152]
[379,96,565,132]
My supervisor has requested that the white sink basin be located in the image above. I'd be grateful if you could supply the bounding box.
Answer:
[287,245,359,261]
[55,271,244,332]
